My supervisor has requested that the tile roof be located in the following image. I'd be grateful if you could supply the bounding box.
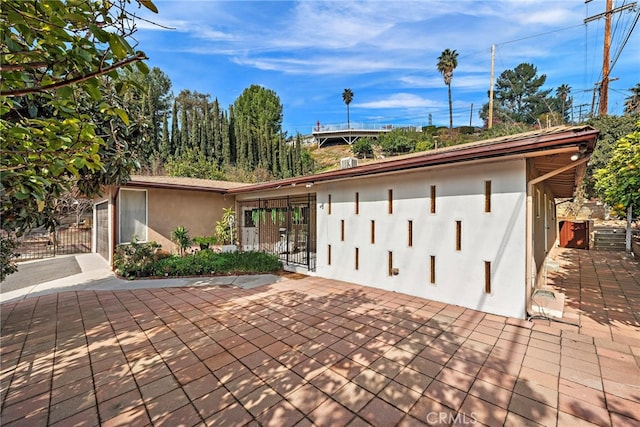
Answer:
[126,175,249,192]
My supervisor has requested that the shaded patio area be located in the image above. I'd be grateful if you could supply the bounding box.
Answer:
[1,249,639,426]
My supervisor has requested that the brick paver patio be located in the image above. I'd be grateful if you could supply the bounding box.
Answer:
[1,248,638,426]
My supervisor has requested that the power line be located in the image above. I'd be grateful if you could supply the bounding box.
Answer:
[496,24,585,46]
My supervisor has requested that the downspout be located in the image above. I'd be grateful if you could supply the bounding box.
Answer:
[525,157,589,315]
[111,186,119,270]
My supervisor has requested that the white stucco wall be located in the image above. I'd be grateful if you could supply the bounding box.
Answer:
[316,158,528,318]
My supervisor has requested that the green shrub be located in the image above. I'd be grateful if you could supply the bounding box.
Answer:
[352,137,374,158]
[172,226,191,256]
[1,237,18,281]
[215,207,236,245]
[378,131,414,155]
[114,238,162,278]
[193,236,217,250]
[458,126,477,135]
[148,250,282,277]
[414,137,434,152]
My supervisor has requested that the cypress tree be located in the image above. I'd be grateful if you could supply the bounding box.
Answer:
[159,113,170,161]
[170,101,179,156]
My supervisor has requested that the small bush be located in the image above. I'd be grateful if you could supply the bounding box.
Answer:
[114,239,163,278]
[172,226,191,256]
[148,250,282,278]
[352,137,374,158]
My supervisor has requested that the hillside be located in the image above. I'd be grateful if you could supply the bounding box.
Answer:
[307,143,389,172]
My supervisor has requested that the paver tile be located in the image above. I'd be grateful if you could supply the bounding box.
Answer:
[460,393,508,427]
[308,398,355,427]
[1,248,638,426]
[359,397,404,427]
[558,392,611,426]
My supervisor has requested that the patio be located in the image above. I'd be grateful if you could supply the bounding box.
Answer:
[1,248,638,426]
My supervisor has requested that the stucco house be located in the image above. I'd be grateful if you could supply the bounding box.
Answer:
[94,125,599,319]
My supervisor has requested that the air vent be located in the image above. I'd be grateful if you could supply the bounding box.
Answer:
[340,157,358,169]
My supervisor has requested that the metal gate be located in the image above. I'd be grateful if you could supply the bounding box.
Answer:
[238,194,316,271]
[6,223,92,261]
[559,220,589,249]
[95,201,109,260]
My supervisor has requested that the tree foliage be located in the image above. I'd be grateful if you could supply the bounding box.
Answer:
[594,121,640,218]
[436,49,459,133]
[342,88,354,129]
[378,129,430,156]
[625,84,640,115]
[1,0,157,242]
[584,113,640,197]
[1,0,159,281]
[480,63,558,125]
[352,137,374,158]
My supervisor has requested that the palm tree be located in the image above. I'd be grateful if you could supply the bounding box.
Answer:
[556,84,571,123]
[342,88,354,129]
[624,83,640,114]
[436,49,459,137]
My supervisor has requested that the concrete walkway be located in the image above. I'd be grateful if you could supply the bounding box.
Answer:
[0,254,284,304]
[1,249,639,426]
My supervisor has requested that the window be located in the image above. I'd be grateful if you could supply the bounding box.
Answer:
[388,251,393,276]
[408,220,413,247]
[371,220,375,244]
[328,245,332,265]
[388,189,393,214]
[536,190,541,218]
[355,247,359,270]
[119,189,147,243]
[430,255,436,284]
[430,185,436,213]
[455,220,462,251]
[484,180,492,213]
[355,192,359,215]
[328,194,332,215]
[340,220,345,241]
[485,261,491,294]
[544,194,548,219]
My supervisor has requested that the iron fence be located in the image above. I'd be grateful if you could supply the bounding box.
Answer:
[5,225,92,261]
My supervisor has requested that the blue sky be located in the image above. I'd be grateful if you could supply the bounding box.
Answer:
[132,0,640,135]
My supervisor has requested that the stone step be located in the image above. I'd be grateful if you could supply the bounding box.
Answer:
[594,235,626,243]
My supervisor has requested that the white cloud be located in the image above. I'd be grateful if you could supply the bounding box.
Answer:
[356,93,441,109]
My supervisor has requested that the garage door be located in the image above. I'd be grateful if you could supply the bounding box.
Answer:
[95,201,109,260]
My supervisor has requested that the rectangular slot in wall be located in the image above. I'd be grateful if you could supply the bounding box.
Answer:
[388,251,393,276]
[388,189,393,214]
[408,220,413,247]
[485,180,492,213]
[430,255,436,284]
[355,247,359,270]
[371,220,375,244]
[485,261,491,294]
[328,194,332,215]
[341,219,345,241]
[430,185,436,213]
[328,244,332,265]
[455,220,462,251]
[355,192,359,215]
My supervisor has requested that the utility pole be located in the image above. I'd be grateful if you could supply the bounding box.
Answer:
[600,0,612,115]
[469,103,473,126]
[488,44,495,129]
[585,0,636,115]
